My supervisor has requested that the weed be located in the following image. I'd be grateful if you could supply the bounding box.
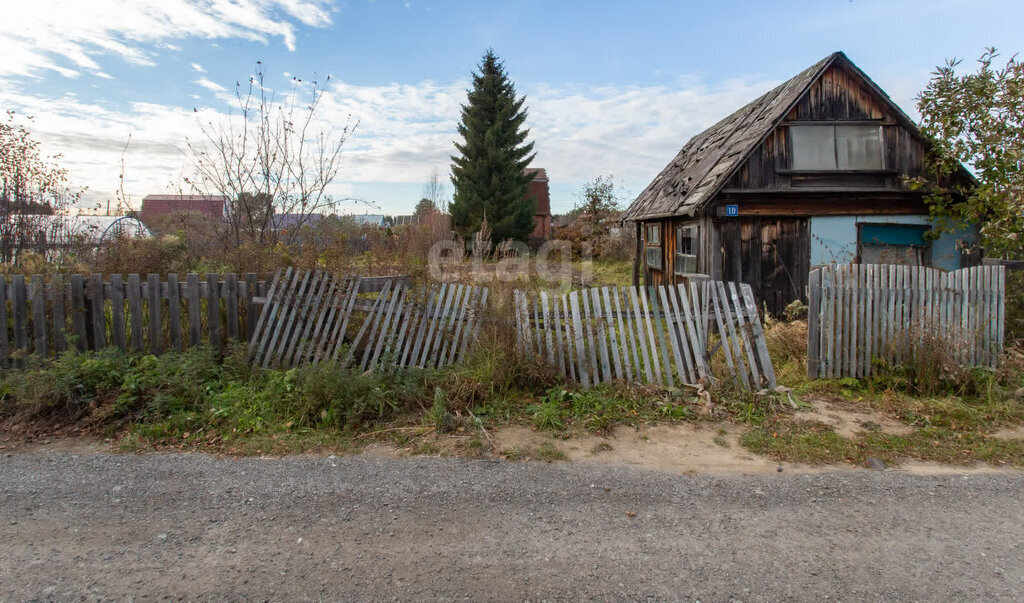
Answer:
[535,442,567,462]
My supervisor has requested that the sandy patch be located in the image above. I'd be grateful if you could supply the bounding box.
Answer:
[490,424,795,476]
[797,398,913,438]
[992,425,1024,439]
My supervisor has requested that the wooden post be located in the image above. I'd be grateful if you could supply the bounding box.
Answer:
[70,274,88,353]
[807,268,821,379]
[51,274,66,354]
[110,274,126,351]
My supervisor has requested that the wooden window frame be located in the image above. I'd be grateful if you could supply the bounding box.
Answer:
[674,225,698,275]
[645,224,662,270]
[855,222,931,267]
[786,124,886,172]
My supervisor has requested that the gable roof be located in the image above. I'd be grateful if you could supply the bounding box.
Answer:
[622,51,942,221]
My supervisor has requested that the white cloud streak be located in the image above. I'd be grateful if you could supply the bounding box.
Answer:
[0,68,926,214]
[0,0,336,79]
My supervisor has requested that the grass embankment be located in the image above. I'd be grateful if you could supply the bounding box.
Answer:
[1,311,1022,468]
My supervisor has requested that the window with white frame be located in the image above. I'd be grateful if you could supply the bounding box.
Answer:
[674,225,698,275]
[645,224,662,269]
[790,125,883,170]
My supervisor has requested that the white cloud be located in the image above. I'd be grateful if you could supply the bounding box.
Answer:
[0,71,848,214]
[195,77,226,93]
[190,63,206,74]
[0,0,337,79]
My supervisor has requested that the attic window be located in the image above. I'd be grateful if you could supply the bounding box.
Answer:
[790,125,883,170]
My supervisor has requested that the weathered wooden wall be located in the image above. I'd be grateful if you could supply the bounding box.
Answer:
[724,64,928,194]
[718,217,810,316]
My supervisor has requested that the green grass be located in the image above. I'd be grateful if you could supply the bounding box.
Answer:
[741,420,1024,466]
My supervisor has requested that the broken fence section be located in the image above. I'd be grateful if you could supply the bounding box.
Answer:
[248,269,488,371]
[807,264,1006,379]
[514,281,776,390]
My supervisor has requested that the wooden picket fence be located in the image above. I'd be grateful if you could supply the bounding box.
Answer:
[249,269,488,371]
[514,281,777,390]
[0,272,269,367]
[807,264,1006,379]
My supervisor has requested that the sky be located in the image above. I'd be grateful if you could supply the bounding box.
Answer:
[1,0,1020,217]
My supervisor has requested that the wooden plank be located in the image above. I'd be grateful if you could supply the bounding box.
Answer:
[32,275,47,358]
[105,274,124,352]
[611,288,633,382]
[294,273,336,365]
[247,268,286,360]
[69,274,88,353]
[186,273,203,350]
[740,283,777,389]
[166,274,182,352]
[366,281,405,371]
[626,286,659,380]
[660,285,691,383]
[648,286,675,387]
[50,274,66,354]
[382,286,411,369]
[580,289,600,384]
[728,281,761,387]
[560,293,577,382]
[590,288,613,383]
[388,284,417,368]
[244,273,259,340]
[666,284,697,383]
[532,292,544,358]
[627,287,654,383]
[677,283,708,380]
[806,268,821,379]
[316,275,354,364]
[146,274,161,354]
[440,285,469,368]
[264,270,309,367]
[601,287,623,381]
[443,286,474,367]
[345,279,392,367]
[225,273,239,341]
[411,283,446,368]
[89,274,107,350]
[541,291,557,367]
[11,275,27,367]
[549,291,568,377]
[424,284,459,368]
[0,277,8,367]
[569,290,589,387]
[282,271,324,366]
[126,274,143,353]
[456,287,488,364]
[710,281,746,388]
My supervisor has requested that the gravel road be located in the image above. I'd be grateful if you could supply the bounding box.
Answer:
[1,452,1022,601]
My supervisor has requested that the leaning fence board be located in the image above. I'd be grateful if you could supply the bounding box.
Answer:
[512,282,773,391]
[807,264,1005,379]
[32,275,47,358]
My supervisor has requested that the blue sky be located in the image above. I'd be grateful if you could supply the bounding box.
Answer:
[1,0,1020,216]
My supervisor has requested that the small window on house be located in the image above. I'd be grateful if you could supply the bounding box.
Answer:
[645,224,662,269]
[674,225,698,275]
[858,223,930,266]
[790,125,883,170]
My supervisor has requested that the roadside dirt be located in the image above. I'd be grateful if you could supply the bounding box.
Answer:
[795,397,914,438]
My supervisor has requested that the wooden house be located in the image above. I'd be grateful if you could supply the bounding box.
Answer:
[622,51,976,315]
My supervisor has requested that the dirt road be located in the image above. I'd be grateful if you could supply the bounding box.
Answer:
[1,452,1022,600]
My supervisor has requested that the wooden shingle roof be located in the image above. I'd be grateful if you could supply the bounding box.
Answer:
[623,52,841,221]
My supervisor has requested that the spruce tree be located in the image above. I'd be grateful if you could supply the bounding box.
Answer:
[449,50,537,243]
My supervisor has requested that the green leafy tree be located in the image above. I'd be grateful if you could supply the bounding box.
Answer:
[915,48,1024,257]
[449,50,536,243]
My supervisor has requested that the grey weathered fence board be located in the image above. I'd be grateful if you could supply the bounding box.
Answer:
[807,264,1005,379]
[515,282,772,390]
[0,272,266,365]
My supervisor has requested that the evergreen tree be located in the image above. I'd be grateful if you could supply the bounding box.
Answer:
[449,50,537,243]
